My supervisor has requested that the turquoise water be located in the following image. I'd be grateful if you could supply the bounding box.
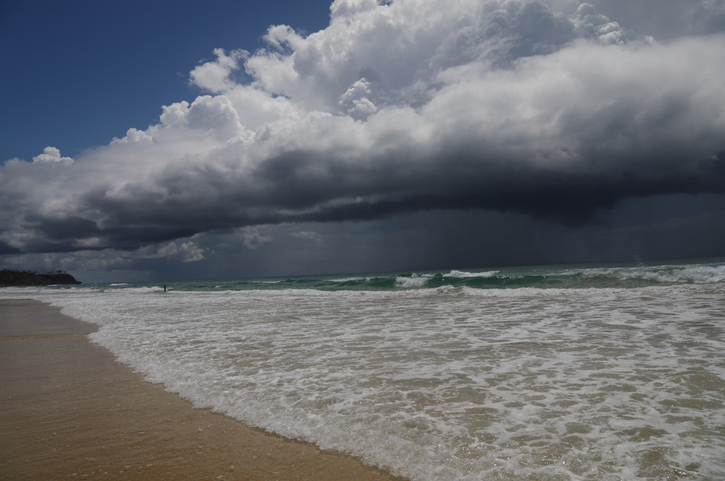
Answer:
[89,257,725,292]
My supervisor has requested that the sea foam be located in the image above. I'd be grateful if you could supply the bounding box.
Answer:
[3,261,725,481]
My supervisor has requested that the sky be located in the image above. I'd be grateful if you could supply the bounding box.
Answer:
[1,0,724,283]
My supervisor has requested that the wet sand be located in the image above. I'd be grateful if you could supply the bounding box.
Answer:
[0,299,405,481]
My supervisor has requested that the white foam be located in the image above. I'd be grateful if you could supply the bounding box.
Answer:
[7,282,725,481]
[116,286,165,293]
[395,273,432,288]
[445,270,499,278]
[577,263,725,284]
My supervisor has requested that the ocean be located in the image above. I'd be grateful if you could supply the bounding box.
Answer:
[3,258,725,480]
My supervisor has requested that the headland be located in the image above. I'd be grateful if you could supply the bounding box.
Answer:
[0,270,81,287]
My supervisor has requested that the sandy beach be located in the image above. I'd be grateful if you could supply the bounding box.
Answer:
[0,299,405,481]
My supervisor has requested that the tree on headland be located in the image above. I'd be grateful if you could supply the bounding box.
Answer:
[0,269,81,287]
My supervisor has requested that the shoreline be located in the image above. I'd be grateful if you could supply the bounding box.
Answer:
[0,299,406,481]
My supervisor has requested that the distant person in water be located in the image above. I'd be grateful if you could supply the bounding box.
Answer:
[163,285,166,292]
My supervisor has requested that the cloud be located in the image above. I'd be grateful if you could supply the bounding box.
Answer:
[111,128,154,145]
[239,227,274,249]
[290,230,322,242]
[190,48,249,93]
[1,0,724,255]
[556,0,725,39]
[31,146,75,165]
[155,239,206,262]
[0,235,208,275]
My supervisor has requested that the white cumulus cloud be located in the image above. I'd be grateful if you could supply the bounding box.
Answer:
[32,146,74,165]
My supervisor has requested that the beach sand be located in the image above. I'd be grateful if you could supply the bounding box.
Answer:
[0,299,405,481]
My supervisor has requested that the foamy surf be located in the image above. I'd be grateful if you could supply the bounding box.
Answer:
[3,259,724,481]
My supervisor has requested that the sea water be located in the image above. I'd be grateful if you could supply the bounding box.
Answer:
[3,259,725,480]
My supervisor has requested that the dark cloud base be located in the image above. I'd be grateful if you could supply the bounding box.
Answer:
[23,146,722,254]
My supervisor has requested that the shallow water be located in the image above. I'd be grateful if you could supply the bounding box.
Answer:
[4,260,725,480]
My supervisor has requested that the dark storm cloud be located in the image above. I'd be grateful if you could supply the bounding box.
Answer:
[2,0,725,255]
[0,241,20,255]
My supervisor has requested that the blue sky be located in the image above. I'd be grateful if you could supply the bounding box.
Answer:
[0,0,331,163]
[1,0,724,282]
